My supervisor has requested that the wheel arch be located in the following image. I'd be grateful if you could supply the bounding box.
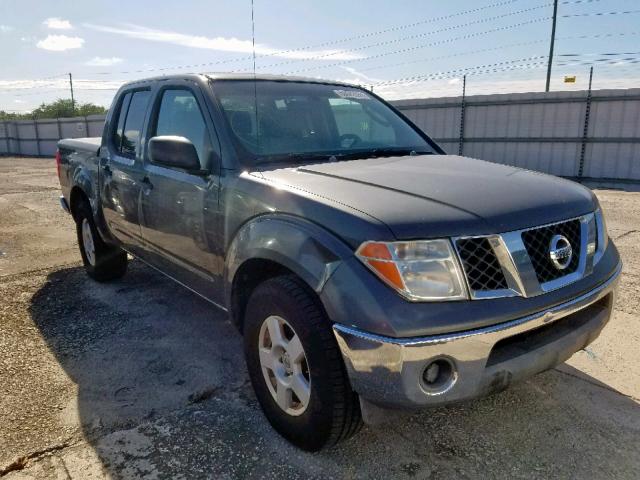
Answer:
[225,214,354,332]
[69,168,117,245]
[69,185,91,221]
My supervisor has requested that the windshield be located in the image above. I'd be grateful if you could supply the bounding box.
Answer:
[212,80,437,165]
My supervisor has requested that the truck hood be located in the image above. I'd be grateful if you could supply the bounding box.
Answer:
[256,155,596,239]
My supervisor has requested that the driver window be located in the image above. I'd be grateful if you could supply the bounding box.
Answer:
[154,89,211,169]
[328,97,396,145]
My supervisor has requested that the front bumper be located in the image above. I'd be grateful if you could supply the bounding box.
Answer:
[333,261,621,408]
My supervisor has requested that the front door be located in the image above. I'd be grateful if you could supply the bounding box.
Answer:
[139,84,224,304]
[100,89,152,254]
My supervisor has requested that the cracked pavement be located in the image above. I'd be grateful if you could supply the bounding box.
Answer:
[1,157,639,479]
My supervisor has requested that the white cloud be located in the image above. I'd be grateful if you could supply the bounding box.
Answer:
[0,78,123,90]
[43,17,73,30]
[0,78,123,110]
[36,34,84,51]
[0,25,14,33]
[84,23,361,60]
[85,56,123,67]
[448,78,461,85]
[340,66,383,83]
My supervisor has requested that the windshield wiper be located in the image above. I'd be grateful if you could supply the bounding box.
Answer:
[254,148,434,166]
[332,147,434,160]
[371,147,434,157]
[254,152,338,166]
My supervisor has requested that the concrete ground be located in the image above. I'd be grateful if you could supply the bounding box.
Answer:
[0,156,639,479]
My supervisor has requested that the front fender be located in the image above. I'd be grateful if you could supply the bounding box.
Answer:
[224,214,355,308]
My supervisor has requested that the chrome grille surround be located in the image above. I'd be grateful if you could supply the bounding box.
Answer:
[456,237,509,292]
[453,213,598,300]
[521,219,581,283]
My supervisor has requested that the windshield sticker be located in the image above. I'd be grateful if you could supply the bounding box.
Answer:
[333,89,371,100]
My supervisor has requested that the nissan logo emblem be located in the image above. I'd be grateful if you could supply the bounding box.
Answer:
[549,234,573,270]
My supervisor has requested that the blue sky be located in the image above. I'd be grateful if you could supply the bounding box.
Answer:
[1,0,639,111]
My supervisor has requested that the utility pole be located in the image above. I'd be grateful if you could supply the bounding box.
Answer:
[545,0,559,92]
[68,73,75,114]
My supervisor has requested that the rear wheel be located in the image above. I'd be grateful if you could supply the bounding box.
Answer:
[243,274,362,451]
[75,202,127,281]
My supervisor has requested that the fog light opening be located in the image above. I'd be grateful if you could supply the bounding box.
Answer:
[420,358,457,395]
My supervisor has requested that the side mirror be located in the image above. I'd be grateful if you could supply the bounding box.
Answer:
[148,136,203,172]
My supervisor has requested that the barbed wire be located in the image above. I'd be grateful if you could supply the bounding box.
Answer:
[562,9,640,18]
[347,30,640,75]
[3,0,640,105]
[77,1,640,78]
[373,56,548,87]
[2,14,554,91]
[559,51,640,57]
[243,4,553,71]
[557,57,640,67]
[357,39,549,73]
[275,17,552,75]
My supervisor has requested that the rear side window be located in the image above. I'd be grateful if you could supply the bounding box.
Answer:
[153,89,211,168]
[112,92,131,150]
[121,91,151,157]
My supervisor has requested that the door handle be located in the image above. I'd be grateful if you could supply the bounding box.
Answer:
[102,164,112,177]
[140,176,153,195]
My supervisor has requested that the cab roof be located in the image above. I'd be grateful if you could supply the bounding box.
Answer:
[119,73,359,89]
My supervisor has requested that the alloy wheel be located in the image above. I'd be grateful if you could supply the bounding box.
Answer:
[258,315,311,416]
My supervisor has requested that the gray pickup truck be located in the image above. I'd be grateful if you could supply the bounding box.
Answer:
[56,74,621,451]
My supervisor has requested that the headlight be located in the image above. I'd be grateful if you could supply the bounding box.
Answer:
[594,207,608,264]
[356,240,468,301]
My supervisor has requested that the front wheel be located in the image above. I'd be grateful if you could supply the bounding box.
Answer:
[75,202,127,282]
[243,274,362,451]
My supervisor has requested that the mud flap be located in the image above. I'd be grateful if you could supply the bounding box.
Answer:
[359,397,409,426]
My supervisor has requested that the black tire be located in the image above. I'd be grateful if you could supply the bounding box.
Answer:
[75,201,127,282]
[243,274,362,451]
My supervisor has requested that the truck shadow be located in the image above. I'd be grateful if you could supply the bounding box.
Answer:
[28,262,640,479]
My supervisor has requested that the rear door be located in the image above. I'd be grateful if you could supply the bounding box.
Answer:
[139,81,224,303]
[100,88,152,254]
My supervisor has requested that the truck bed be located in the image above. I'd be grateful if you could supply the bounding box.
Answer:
[58,137,102,155]
[57,137,103,203]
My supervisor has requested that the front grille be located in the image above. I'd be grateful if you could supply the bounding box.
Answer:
[456,238,508,291]
[521,219,581,283]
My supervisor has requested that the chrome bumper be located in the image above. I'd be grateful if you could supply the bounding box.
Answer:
[59,195,71,214]
[333,262,622,408]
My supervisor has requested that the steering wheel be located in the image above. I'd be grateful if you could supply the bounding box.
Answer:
[339,133,362,149]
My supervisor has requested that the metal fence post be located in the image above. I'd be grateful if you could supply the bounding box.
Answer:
[16,121,21,156]
[2,120,9,155]
[458,75,467,156]
[578,66,594,178]
[33,117,41,156]
[56,117,62,142]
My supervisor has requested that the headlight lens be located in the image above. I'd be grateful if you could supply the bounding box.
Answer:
[356,240,468,301]
[594,207,608,264]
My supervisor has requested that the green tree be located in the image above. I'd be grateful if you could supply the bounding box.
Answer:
[0,99,108,120]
